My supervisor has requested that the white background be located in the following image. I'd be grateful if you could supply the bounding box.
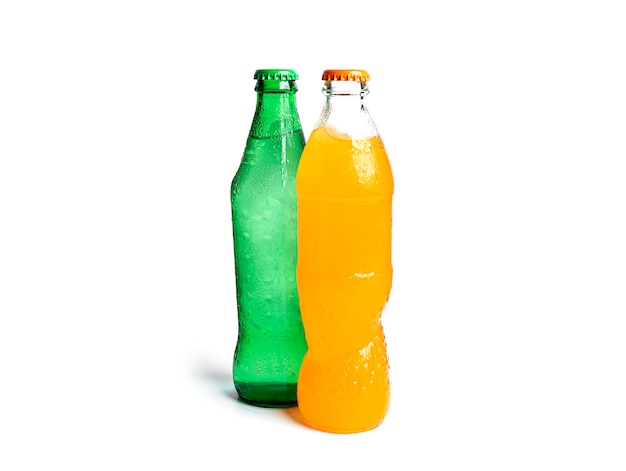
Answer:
[1,1,625,470]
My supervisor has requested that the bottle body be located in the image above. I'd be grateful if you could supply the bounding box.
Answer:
[296,70,394,432]
[230,70,307,408]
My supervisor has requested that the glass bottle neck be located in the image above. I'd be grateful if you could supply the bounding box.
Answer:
[316,80,377,138]
[323,79,368,97]
[250,80,302,138]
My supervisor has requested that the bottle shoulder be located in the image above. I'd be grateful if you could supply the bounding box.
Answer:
[296,125,393,199]
[248,116,304,140]
[232,139,303,192]
[313,102,379,140]
[249,93,303,137]
[239,130,305,163]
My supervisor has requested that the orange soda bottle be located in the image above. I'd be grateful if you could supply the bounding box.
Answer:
[296,69,394,433]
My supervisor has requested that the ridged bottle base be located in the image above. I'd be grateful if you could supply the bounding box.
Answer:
[234,381,298,408]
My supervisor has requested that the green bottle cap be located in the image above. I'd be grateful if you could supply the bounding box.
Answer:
[254,69,299,81]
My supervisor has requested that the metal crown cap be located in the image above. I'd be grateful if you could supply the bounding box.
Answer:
[322,69,370,82]
[253,69,299,81]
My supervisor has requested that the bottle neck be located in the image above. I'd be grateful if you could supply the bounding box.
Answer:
[324,79,368,97]
[250,80,302,138]
[316,80,378,138]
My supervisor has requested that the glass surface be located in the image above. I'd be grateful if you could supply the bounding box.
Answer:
[296,71,394,431]
[230,75,307,407]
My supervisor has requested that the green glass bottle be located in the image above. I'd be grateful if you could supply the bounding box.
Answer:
[230,69,308,407]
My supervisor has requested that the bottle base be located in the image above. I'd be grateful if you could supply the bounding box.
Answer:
[235,381,298,408]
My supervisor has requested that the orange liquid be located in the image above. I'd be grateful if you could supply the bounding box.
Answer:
[296,125,394,433]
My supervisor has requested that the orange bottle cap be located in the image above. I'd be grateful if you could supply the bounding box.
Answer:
[322,69,370,82]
